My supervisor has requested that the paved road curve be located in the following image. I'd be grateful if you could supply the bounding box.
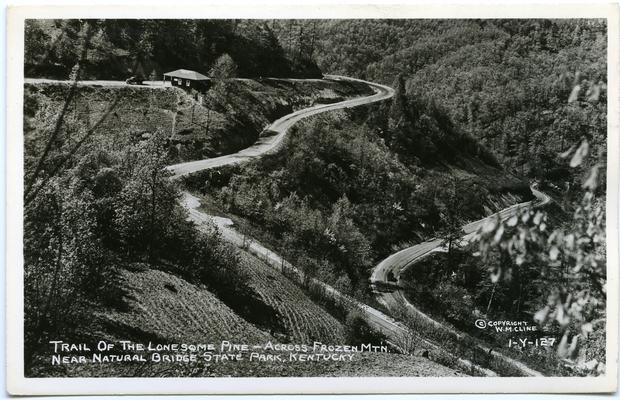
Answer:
[370,186,551,377]
[24,78,167,88]
[371,187,551,285]
[166,75,394,177]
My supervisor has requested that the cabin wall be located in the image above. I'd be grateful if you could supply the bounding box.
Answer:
[164,76,211,91]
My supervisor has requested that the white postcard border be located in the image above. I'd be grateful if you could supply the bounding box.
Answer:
[5,2,619,395]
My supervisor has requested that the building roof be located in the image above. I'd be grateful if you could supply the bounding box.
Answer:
[163,69,209,81]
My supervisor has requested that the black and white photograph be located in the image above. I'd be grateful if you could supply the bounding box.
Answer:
[5,3,619,395]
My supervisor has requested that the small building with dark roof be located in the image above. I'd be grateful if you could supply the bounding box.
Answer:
[163,69,211,89]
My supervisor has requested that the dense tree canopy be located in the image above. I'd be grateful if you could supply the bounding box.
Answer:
[272,19,606,185]
[25,19,322,80]
[205,108,527,297]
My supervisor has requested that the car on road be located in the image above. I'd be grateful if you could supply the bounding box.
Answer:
[125,76,145,85]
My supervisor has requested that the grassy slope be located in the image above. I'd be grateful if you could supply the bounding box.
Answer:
[95,251,347,347]
[96,267,272,345]
[32,260,462,377]
[24,78,372,165]
[238,251,346,344]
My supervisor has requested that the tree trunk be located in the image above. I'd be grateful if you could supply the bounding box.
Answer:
[297,24,304,60]
[148,170,157,262]
[517,282,523,313]
[309,21,317,57]
[486,283,496,314]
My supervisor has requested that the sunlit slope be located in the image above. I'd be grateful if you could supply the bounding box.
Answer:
[238,251,345,344]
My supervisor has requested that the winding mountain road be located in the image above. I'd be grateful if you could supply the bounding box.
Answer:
[370,186,551,377]
[371,187,551,286]
[165,74,548,376]
[27,74,551,376]
[181,192,496,377]
[166,75,394,177]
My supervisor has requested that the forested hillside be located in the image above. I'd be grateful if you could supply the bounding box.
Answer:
[25,19,322,80]
[272,19,606,184]
[263,19,607,375]
[191,106,530,299]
